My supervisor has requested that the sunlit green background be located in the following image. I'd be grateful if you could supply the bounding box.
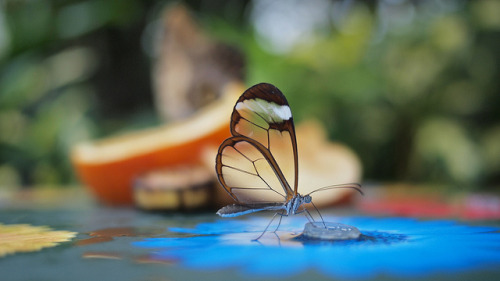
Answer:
[0,0,499,189]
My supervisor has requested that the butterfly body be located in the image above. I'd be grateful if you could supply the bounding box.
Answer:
[217,194,312,217]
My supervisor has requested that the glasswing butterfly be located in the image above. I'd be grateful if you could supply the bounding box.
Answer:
[215,83,362,239]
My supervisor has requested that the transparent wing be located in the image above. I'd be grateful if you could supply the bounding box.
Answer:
[228,83,299,198]
[215,136,292,204]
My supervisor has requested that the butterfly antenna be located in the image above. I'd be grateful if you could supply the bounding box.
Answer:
[307,183,363,196]
[253,212,279,241]
[302,207,315,223]
[310,200,327,228]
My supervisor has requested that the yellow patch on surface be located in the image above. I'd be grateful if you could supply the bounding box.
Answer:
[0,223,77,257]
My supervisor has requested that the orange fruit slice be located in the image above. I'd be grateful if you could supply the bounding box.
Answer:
[71,83,243,205]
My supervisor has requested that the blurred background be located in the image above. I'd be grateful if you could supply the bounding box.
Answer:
[1,0,499,190]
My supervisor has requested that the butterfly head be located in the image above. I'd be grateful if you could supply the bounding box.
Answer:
[303,194,312,204]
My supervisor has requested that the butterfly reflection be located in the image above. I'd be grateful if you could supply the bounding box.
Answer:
[215,83,362,240]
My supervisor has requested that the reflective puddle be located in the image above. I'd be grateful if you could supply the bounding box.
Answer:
[133,216,500,279]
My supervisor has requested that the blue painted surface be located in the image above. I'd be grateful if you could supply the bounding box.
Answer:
[133,216,500,279]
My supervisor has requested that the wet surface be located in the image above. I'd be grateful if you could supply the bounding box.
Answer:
[134,216,500,279]
[76,226,165,246]
[1,190,500,281]
[0,207,231,281]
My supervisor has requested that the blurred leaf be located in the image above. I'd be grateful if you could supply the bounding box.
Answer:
[472,0,500,30]
[0,56,48,109]
[0,0,499,188]
[481,126,500,176]
[4,0,52,51]
[413,118,482,184]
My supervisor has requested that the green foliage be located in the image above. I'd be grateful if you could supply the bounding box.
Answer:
[241,1,500,187]
[0,0,499,188]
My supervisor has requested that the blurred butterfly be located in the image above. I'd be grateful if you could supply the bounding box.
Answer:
[215,83,362,239]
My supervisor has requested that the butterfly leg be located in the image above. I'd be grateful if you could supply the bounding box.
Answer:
[295,205,314,222]
[298,202,327,228]
[297,206,326,228]
[301,208,314,222]
[272,211,288,233]
[252,212,280,241]
[310,201,327,228]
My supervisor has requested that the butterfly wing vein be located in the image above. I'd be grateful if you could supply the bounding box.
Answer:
[216,83,300,211]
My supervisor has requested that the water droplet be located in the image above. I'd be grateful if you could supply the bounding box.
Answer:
[302,222,361,240]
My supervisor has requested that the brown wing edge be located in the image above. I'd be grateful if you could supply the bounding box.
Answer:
[230,83,294,134]
[215,136,295,202]
[238,83,289,105]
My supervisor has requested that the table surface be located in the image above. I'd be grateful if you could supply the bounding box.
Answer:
[1,187,500,281]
